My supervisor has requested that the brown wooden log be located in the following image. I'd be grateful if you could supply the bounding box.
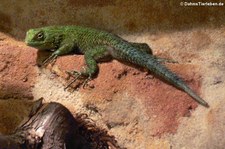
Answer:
[0,98,122,149]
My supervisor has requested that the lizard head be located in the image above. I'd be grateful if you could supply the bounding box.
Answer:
[25,27,62,50]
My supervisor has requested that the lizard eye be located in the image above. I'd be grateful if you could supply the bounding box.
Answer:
[36,32,44,39]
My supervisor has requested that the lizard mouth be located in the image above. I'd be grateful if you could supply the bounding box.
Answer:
[25,41,44,46]
[26,41,55,50]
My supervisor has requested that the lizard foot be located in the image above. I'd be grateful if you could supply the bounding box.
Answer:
[64,70,92,90]
[42,54,58,66]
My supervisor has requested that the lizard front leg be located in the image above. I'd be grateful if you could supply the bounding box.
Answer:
[65,46,110,89]
[42,43,74,66]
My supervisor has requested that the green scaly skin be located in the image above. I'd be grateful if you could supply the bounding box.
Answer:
[25,26,209,108]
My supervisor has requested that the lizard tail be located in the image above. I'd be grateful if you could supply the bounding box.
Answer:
[146,58,209,108]
[113,45,209,107]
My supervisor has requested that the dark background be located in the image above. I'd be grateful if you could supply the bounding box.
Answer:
[0,0,224,39]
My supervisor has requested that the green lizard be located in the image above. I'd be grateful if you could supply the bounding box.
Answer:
[25,26,209,108]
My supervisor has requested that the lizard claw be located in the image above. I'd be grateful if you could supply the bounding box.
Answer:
[66,70,81,76]
[42,54,58,66]
[64,70,92,90]
[64,74,81,90]
[82,75,92,88]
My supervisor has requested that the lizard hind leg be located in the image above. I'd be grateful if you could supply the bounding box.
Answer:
[130,42,177,64]
[130,42,153,54]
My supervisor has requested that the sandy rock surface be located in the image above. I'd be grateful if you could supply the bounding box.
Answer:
[0,27,225,148]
